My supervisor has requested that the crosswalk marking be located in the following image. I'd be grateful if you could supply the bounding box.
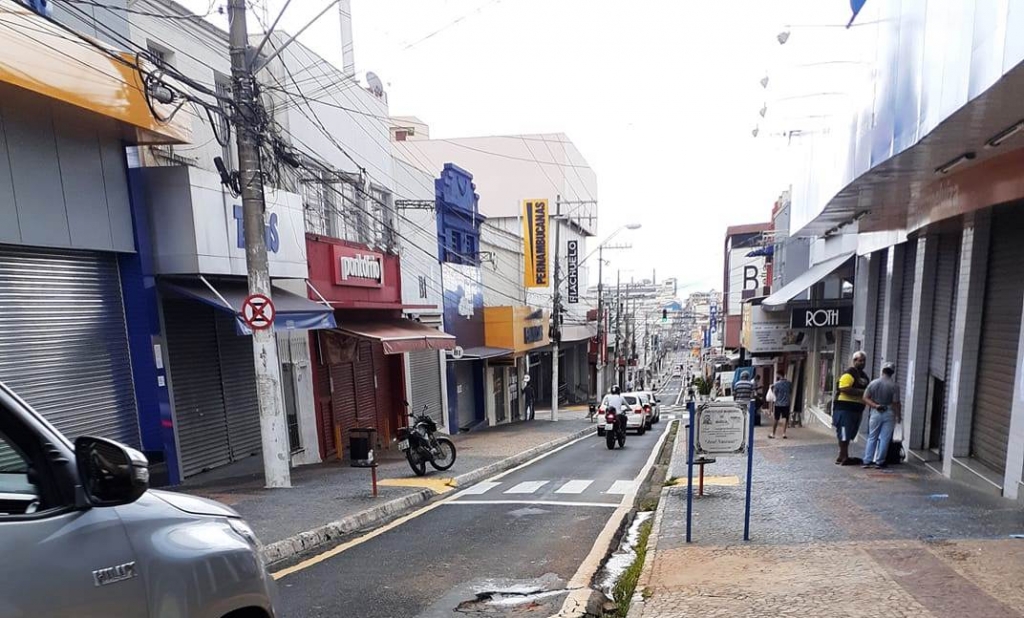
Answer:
[555,480,594,494]
[505,481,549,494]
[461,481,500,495]
[606,480,636,495]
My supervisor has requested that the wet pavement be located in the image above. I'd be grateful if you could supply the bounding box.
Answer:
[635,414,1024,618]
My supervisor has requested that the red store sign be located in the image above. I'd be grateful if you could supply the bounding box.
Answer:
[332,245,385,288]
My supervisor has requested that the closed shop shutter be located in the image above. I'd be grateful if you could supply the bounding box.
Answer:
[373,344,395,444]
[929,234,960,378]
[214,312,262,461]
[455,361,477,430]
[354,340,378,431]
[163,300,231,477]
[872,249,888,375]
[409,350,443,429]
[0,246,140,447]
[971,206,1024,472]
[896,242,917,383]
[329,361,357,453]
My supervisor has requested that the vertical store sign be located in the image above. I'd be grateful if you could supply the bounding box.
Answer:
[566,240,579,303]
[522,199,549,288]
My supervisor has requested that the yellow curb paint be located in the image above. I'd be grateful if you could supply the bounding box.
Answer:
[665,475,740,487]
[376,477,455,494]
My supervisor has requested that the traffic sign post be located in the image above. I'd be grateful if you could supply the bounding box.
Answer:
[241,294,276,331]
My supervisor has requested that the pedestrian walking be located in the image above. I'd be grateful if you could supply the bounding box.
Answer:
[861,362,902,468]
[754,374,766,424]
[833,351,871,465]
[768,373,793,439]
[732,369,758,423]
[523,375,535,421]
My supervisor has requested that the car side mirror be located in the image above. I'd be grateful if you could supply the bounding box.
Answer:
[75,436,149,507]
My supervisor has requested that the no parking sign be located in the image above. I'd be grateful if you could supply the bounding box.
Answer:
[241,294,275,331]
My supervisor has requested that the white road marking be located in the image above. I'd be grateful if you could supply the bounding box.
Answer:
[459,481,500,495]
[505,481,549,494]
[555,479,594,494]
[606,480,636,495]
[448,500,616,508]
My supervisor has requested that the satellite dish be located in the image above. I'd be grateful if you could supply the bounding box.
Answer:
[366,72,385,98]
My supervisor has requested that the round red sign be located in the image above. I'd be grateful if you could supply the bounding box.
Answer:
[241,294,275,331]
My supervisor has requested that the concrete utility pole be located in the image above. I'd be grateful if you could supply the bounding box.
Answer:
[614,271,621,389]
[550,196,562,422]
[228,0,290,488]
[595,244,604,399]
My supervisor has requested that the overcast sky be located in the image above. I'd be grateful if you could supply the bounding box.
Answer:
[192,0,854,295]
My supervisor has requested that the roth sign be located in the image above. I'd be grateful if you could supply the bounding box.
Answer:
[790,305,853,329]
[332,245,385,288]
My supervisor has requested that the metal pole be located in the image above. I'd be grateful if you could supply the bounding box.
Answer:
[743,399,755,541]
[596,244,604,398]
[228,0,291,488]
[686,399,695,543]
[550,196,561,421]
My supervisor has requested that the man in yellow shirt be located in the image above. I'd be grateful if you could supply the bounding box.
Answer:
[833,351,871,465]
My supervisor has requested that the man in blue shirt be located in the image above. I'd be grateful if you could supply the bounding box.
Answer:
[769,374,793,439]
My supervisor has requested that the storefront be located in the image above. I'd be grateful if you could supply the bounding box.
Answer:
[133,166,332,480]
[484,306,549,424]
[0,5,190,478]
[307,236,455,459]
[741,301,812,420]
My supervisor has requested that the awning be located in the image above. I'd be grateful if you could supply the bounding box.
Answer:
[160,278,336,335]
[0,3,190,144]
[448,346,514,361]
[561,323,598,343]
[336,320,456,355]
[761,252,855,310]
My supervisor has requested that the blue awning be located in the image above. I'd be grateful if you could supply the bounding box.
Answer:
[746,245,774,257]
[160,278,336,335]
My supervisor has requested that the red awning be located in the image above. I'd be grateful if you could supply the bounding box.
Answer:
[335,319,456,355]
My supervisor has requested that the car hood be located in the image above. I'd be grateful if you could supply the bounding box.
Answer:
[149,489,241,518]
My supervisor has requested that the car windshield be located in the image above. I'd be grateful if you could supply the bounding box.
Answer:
[624,396,639,405]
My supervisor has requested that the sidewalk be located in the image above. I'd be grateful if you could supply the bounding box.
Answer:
[180,407,595,565]
[632,415,1024,618]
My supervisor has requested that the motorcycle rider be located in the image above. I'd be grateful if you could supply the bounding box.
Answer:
[604,385,628,433]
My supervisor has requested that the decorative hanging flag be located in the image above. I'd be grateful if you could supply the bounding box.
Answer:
[848,0,867,28]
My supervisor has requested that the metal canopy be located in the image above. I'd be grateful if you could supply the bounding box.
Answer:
[335,320,456,355]
[160,278,336,334]
[761,252,855,310]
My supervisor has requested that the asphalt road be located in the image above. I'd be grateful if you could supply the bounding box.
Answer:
[275,366,685,618]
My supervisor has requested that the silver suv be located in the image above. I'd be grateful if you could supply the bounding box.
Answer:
[0,382,277,617]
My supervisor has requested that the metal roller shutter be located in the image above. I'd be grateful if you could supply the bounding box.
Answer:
[409,350,443,429]
[938,233,961,453]
[896,242,917,383]
[373,344,395,444]
[0,246,140,446]
[872,249,888,375]
[971,207,1024,472]
[454,362,476,430]
[214,313,262,461]
[838,329,852,370]
[929,234,960,378]
[163,300,231,477]
[354,341,378,431]
[329,361,357,453]
[316,354,334,455]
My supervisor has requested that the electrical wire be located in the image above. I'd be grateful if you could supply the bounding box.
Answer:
[59,0,221,20]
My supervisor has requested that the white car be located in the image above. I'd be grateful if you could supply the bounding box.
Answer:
[596,393,650,435]
[641,391,661,425]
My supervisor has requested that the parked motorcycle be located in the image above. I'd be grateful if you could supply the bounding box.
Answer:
[397,405,457,476]
[604,406,627,450]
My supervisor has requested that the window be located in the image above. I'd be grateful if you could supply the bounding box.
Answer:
[146,41,175,67]
[465,235,477,263]
[418,275,428,299]
[0,429,40,516]
[449,230,463,261]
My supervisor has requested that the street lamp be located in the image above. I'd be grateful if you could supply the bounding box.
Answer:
[584,223,641,401]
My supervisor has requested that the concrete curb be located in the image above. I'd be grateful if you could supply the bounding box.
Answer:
[261,424,596,566]
[626,419,682,618]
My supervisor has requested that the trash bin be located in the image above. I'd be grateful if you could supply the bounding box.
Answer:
[349,428,377,468]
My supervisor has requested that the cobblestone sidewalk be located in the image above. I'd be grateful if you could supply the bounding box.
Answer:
[633,417,1024,618]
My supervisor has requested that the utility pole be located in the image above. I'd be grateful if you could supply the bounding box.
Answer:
[550,196,562,422]
[615,270,621,389]
[228,0,290,488]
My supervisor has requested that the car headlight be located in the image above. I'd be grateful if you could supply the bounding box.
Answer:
[228,518,260,547]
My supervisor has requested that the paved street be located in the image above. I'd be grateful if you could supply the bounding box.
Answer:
[273,374,684,618]
[633,413,1024,618]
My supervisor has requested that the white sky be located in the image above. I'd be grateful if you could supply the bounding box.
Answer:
[190,0,854,294]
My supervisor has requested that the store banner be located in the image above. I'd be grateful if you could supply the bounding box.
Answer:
[567,240,579,303]
[522,199,549,288]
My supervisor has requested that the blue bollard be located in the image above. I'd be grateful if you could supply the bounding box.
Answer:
[686,399,696,543]
[743,399,755,541]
